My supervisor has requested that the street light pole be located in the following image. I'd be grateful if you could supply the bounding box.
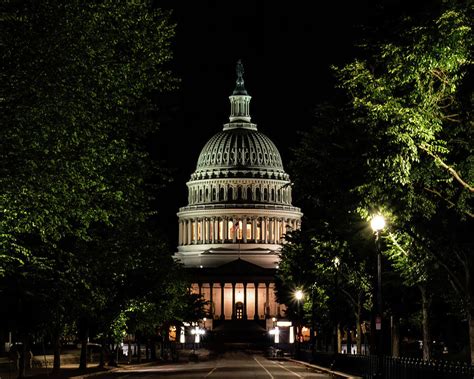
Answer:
[333,257,340,354]
[294,289,304,358]
[371,215,385,378]
[311,284,316,356]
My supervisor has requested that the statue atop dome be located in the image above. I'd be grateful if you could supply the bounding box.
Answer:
[233,59,248,95]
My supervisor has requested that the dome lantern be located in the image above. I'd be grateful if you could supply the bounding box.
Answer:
[228,60,252,124]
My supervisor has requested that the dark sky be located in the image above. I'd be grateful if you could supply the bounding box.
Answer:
[155,0,437,245]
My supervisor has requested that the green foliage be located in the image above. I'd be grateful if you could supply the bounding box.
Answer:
[1,0,177,268]
[280,4,473,356]
[0,0,203,361]
[335,8,473,218]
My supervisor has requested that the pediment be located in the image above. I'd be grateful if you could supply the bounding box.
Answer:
[216,258,267,275]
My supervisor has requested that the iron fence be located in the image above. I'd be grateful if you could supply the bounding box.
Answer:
[298,350,474,379]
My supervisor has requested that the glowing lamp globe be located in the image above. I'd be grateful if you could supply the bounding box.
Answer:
[370,215,386,232]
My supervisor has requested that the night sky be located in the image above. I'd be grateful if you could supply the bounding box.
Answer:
[155,0,437,245]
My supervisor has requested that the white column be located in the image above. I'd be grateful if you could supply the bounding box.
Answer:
[243,217,247,243]
[193,219,197,244]
[270,218,274,243]
[224,217,228,240]
[232,218,237,243]
[178,221,182,245]
[262,217,267,243]
[275,219,281,243]
[199,218,205,243]
[252,218,256,241]
[211,218,215,243]
[205,219,209,243]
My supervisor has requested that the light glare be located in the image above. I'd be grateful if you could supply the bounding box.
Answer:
[370,215,386,232]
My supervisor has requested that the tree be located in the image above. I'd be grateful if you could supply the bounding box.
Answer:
[335,4,473,362]
[1,0,180,375]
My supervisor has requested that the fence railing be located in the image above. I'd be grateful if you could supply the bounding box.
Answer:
[298,350,474,379]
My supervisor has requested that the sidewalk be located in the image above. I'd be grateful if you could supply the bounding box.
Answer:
[0,348,212,378]
[286,357,363,379]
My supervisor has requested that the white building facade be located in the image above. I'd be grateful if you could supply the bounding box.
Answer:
[174,61,302,329]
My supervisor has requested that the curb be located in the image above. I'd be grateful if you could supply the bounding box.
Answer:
[286,358,363,379]
[69,367,121,379]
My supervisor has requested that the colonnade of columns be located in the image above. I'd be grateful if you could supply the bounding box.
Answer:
[196,282,280,320]
[178,216,300,246]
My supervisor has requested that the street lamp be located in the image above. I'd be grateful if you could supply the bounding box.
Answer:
[294,289,304,356]
[333,257,341,354]
[371,214,385,377]
[190,325,205,354]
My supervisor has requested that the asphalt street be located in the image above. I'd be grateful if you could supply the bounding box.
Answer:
[107,351,330,378]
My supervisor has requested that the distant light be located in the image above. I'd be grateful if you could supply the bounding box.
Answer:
[180,326,185,343]
[295,290,304,301]
[276,265,279,269]
[203,317,207,322]
[333,256,340,268]
[199,265,203,268]
[272,317,277,322]
[370,215,386,232]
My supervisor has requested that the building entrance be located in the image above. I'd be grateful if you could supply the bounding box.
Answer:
[235,302,243,319]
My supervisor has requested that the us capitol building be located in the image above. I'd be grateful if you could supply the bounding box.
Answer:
[174,61,302,333]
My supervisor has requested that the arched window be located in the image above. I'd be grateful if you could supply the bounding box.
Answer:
[256,188,261,201]
[205,188,209,201]
[212,188,217,201]
[199,189,203,202]
[271,188,275,201]
[219,187,225,201]
[237,187,242,200]
[227,187,233,201]
[264,188,268,201]
[247,187,252,201]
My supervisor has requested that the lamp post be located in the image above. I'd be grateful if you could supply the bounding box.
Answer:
[310,283,317,356]
[333,256,340,354]
[294,289,304,357]
[370,214,385,378]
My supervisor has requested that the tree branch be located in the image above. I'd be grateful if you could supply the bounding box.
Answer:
[419,144,474,192]
[423,187,474,218]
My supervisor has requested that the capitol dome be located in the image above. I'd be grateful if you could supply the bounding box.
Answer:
[175,61,302,269]
[193,128,288,180]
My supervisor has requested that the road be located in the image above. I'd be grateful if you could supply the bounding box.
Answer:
[108,351,330,378]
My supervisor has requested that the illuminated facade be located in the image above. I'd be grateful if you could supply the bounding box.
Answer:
[174,61,302,330]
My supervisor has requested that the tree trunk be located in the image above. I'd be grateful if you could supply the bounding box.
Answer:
[468,313,474,364]
[356,296,362,354]
[391,316,400,357]
[99,336,106,368]
[419,284,431,361]
[137,339,141,363]
[337,324,342,354]
[79,328,89,370]
[150,340,157,361]
[52,332,61,375]
[17,340,26,379]
[347,327,352,354]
